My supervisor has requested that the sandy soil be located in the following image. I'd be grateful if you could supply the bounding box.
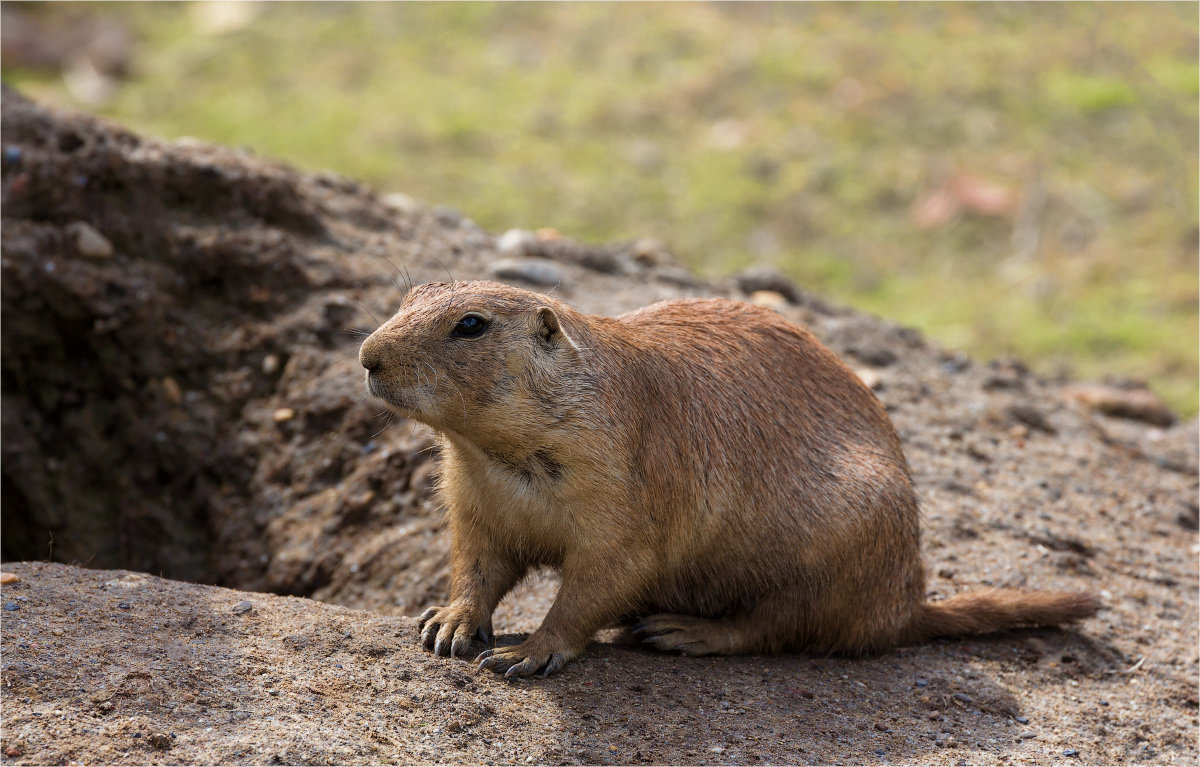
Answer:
[1,90,1197,765]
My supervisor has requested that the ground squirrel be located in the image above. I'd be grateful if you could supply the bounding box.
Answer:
[359,280,1098,677]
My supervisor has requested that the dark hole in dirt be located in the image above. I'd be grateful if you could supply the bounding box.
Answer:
[57,130,84,153]
[1,89,453,613]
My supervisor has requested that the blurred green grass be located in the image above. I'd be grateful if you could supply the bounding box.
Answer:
[8,2,1197,415]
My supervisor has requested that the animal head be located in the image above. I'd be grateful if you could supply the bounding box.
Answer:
[359,280,582,442]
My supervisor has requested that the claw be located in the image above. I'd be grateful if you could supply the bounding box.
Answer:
[542,653,565,678]
[434,637,447,657]
[477,656,497,673]
[474,648,495,662]
[421,627,436,649]
[474,625,492,644]
[504,664,522,678]
[417,607,438,630]
[451,635,469,658]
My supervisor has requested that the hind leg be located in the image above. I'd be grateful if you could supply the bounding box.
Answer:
[632,588,805,656]
[632,614,756,655]
[633,581,915,656]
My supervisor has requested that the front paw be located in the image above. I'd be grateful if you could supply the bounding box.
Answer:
[475,636,578,678]
[417,602,492,658]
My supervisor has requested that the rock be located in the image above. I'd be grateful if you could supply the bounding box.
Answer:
[488,257,566,288]
[261,354,280,375]
[3,601,18,611]
[431,205,464,227]
[232,600,253,614]
[1062,383,1175,427]
[654,265,702,288]
[849,343,898,368]
[381,192,420,213]
[1063,748,1079,757]
[734,266,801,303]
[1007,404,1056,434]
[855,368,884,391]
[66,221,114,258]
[0,572,20,585]
[148,732,173,750]
[272,408,295,423]
[629,238,672,267]
[1018,731,1037,740]
[496,229,539,258]
[749,290,789,312]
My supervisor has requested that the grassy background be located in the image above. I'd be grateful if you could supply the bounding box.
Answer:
[7,2,1197,415]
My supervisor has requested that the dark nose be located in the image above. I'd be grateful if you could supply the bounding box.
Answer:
[359,336,382,372]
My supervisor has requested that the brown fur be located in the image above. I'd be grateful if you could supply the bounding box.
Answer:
[359,280,1099,677]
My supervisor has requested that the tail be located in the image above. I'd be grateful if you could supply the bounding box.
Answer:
[911,588,1101,642]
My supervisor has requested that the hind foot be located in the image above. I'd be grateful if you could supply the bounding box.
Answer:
[632,614,744,656]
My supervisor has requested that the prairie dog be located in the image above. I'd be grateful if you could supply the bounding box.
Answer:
[359,280,1098,677]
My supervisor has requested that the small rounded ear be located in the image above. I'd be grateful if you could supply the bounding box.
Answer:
[535,306,563,343]
[533,306,577,351]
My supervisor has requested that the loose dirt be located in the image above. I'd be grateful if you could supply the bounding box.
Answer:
[2,89,1196,765]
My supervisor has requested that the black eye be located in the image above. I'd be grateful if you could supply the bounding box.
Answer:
[452,314,489,338]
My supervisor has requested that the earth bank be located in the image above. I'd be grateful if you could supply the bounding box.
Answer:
[1,91,1197,765]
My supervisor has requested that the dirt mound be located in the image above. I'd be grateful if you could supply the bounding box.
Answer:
[1,91,1197,764]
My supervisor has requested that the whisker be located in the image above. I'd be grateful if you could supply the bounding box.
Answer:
[430,256,457,286]
[353,299,382,327]
[370,412,396,440]
[369,251,411,294]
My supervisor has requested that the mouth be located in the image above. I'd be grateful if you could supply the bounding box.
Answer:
[364,368,422,417]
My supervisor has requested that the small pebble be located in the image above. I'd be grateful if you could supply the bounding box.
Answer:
[5,745,22,758]
[1063,748,1079,757]
[262,355,280,375]
[915,678,928,687]
[709,746,724,754]
[232,600,253,615]
[1018,731,1036,740]
[148,733,173,750]
[875,749,886,756]
[3,145,22,168]
[66,221,115,259]
[161,377,183,405]
[117,602,131,610]
[3,601,19,611]
[0,572,20,585]
[1015,716,1029,724]
[952,692,971,704]
[273,408,295,423]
